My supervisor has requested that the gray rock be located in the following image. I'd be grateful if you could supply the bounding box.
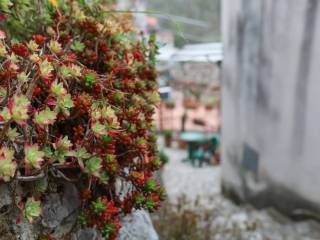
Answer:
[42,193,64,228]
[229,212,249,230]
[42,183,81,237]
[71,210,158,240]
[15,220,36,240]
[72,228,103,240]
[118,210,158,240]
[0,184,12,208]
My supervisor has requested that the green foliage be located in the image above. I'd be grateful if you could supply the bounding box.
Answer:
[53,136,74,163]
[144,179,158,193]
[71,40,85,53]
[84,72,96,88]
[159,150,169,165]
[0,147,16,182]
[102,222,115,238]
[85,157,102,177]
[24,197,41,223]
[6,127,19,141]
[34,108,57,125]
[34,178,48,193]
[0,1,163,239]
[56,93,74,116]
[0,94,30,124]
[91,198,106,213]
[24,145,45,169]
[0,0,54,41]
[78,213,87,226]
[163,131,172,140]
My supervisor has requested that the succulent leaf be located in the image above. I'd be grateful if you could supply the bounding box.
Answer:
[91,121,106,136]
[6,127,19,141]
[0,107,12,122]
[24,197,41,223]
[71,41,85,52]
[76,147,91,169]
[11,95,30,124]
[149,91,160,104]
[0,147,16,182]
[24,144,45,169]
[48,40,62,54]
[34,107,57,125]
[85,157,102,177]
[39,59,54,78]
[51,81,67,97]
[56,94,74,116]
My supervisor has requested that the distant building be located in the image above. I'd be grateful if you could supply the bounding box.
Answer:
[222,0,320,216]
[157,43,223,82]
[167,43,222,98]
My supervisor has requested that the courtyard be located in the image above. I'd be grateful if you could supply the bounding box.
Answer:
[152,137,320,240]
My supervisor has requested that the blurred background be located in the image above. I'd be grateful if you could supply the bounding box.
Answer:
[118,0,320,239]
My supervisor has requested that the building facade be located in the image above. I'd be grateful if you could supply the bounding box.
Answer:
[222,0,320,216]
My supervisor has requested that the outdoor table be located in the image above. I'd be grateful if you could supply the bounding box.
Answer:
[179,131,213,165]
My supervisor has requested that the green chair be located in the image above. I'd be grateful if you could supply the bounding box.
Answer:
[188,142,201,166]
[197,136,219,167]
[209,137,219,155]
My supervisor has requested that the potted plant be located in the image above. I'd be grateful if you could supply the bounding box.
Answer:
[164,99,175,109]
[159,150,169,165]
[177,139,188,149]
[183,98,198,110]
[204,97,219,111]
[163,131,173,147]
[205,102,215,111]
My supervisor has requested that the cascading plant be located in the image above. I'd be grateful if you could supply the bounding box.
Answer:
[0,0,164,239]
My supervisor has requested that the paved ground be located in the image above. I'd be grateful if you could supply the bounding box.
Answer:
[159,139,320,240]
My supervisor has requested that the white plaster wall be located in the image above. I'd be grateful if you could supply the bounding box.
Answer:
[222,0,320,207]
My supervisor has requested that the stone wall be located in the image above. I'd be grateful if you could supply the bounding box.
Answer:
[0,182,158,240]
[221,0,320,216]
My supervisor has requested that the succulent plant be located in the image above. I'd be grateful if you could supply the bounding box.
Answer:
[23,197,41,223]
[0,1,164,238]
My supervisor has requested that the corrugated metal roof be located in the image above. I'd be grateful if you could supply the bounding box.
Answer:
[157,45,178,62]
[172,42,223,63]
[157,42,223,63]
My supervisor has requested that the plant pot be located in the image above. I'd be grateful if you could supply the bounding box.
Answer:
[165,138,172,147]
[205,105,214,111]
[177,139,187,149]
[183,99,199,110]
[165,102,175,109]
[214,152,221,165]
